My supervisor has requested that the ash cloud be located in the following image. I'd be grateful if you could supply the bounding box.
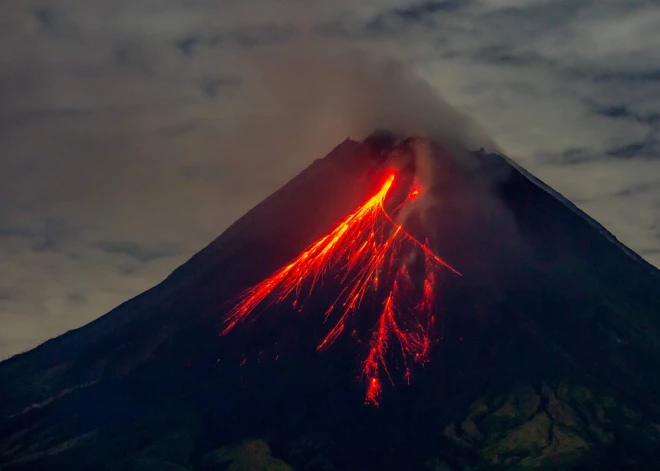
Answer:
[228,42,498,172]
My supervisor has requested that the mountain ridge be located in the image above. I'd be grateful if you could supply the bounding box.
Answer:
[498,151,659,277]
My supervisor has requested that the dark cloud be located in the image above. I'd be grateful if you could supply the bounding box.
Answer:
[174,24,298,54]
[33,7,56,30]
[0,219,70,253]
[312,19,360,39]
[94,241,181,263]
[0,291,17,302]
[391,1,464,21]
[591,103,660,125]
[67,293,86,304]
[228,24,298,48]
[596,105,631,119]
[32,220,66,253]
[0,227,36,239]
[0,108,93,127]
[472,46,550,67]
[612,181,660,198]
[607,140,657,159]
[365,1,468,35]
[201,76,241,98]
[557,148,596,165]
[114,47,130,66]
[591,70,660,84]
[478,0,588,33]
[161,122,200,137]
[175,36,199,55]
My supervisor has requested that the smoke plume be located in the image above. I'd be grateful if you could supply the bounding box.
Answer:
[229,43,498,172]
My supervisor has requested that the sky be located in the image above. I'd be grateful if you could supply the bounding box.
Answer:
[1,0,660,359]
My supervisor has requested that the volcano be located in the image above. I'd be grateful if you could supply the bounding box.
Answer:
[1,133,660,471]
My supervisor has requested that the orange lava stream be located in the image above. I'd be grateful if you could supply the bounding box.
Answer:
[222,172,460,405]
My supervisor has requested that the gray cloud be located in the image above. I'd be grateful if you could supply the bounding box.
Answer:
[175,36,199,55]
[589,103,660,125]
[607,140,659,159]
[366,0,468,35]
[32,7,56,30]
[200,76,241,98]
[1,0,660,358]
[94,241,181,263]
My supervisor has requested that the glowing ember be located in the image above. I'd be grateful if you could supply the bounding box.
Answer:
[221,171,460,405]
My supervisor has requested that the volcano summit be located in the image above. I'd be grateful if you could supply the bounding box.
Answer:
[1,133,660,470]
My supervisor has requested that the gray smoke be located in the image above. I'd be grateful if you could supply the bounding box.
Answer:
[227,42,499,177]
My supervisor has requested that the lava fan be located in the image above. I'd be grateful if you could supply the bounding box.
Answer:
[222,170,461,405]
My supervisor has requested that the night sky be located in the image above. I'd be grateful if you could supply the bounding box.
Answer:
[1,0,659,359]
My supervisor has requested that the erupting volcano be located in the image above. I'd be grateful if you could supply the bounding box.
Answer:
[2,133,660,471]
[221,171,460,405]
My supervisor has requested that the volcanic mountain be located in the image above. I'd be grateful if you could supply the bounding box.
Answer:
[1,133,660,471]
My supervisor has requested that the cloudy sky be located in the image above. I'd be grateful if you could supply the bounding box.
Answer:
[1,0,660,359]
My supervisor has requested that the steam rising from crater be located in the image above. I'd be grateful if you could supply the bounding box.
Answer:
[229,42,499,181]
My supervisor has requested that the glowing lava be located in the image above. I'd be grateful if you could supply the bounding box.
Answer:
[222,171,460,405]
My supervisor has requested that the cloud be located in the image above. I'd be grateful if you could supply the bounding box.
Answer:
[393,0,465,19]
[607,140,659,159]
[589,103,658,124]
[365,0,468,34]
[32,7,56,30]
[200,76,241,98]
[94,241,181,263]
[175,36,199,55]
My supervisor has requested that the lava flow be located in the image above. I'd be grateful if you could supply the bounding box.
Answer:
[222,171,460,405]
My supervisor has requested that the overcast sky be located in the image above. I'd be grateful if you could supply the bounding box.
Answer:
[1,0,660,359]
